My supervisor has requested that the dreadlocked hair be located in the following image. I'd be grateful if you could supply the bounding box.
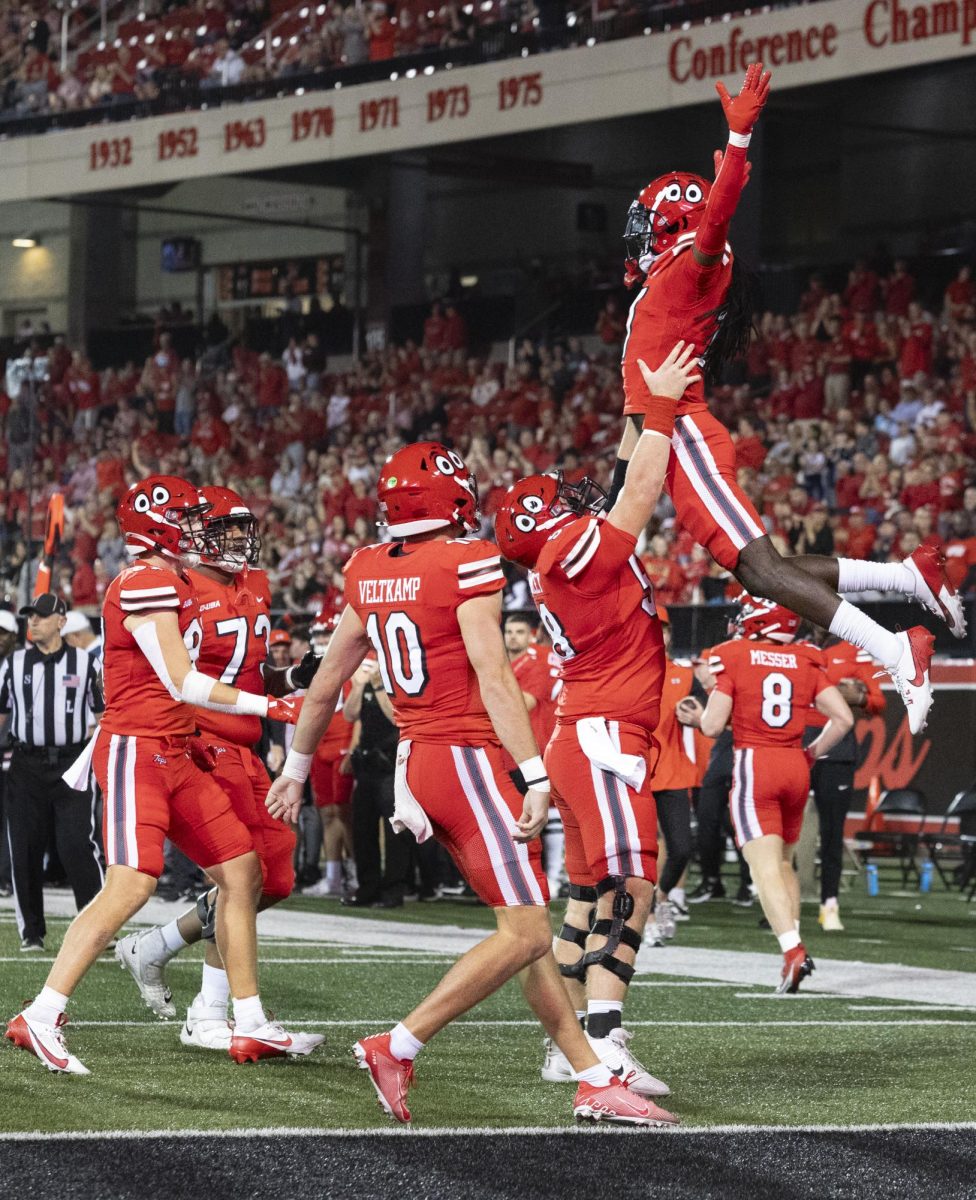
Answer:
[701,257,762,385]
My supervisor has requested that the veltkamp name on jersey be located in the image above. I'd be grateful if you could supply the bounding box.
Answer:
[358,577,422,605]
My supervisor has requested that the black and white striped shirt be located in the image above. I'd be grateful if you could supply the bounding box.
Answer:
[0,645,103,748]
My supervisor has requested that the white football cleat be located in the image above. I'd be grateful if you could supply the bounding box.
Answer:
[115,930,176,1019]
[885,626,936,735]
[301,877,343,898]
[644,922,666,947]
[5,1011,90,1075]
[229,1020,325,1063]
[587,1027,670,1097]
[655,899,677,940]
[905,545,967,638]
[180,995,232,1051]
[540,1036,576,1082]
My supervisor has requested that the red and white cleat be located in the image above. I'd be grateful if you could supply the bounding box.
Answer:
[5,1011,90,1075]
[885,626,936,735]
[353,1032,414,1123]
[573,1080,678,1127]
[228,1020,324,1064]
[776,945,815,995]
[905,546,967,639]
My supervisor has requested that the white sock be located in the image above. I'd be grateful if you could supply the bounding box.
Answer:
[836,558,915,597]
[232,994,266,1033]
[389,1022,425,1062]
[159,919,189,957]
[586,999,623,1039]
[778,930,802,953]
[587,1000,623,1017]
[577,1062,614,1087]
[795,919,801,934]
[823,897,838,910]
[829,600,901,669]
[325,861,342,890]
[201,963,229,1009]
[25,986,69,1027]
[670,886,686,908]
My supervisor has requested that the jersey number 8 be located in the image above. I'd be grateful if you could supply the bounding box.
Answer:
[761,671,793,729]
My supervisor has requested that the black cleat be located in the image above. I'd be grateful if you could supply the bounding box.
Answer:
[687,879,725,904]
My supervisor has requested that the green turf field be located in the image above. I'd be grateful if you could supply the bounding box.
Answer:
[2,885,974,1134]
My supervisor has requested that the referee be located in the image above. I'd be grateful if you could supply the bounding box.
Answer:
[0,593,104,951]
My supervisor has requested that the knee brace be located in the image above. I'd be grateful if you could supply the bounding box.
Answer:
[563,876,637,984]
[557,883,597,978]
[195,889,217,944]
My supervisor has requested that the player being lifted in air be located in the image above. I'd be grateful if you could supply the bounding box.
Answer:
[495,344,698,1099]
[610,61,963,735]
[7,477,309,1074]
[114,486,323,1054]
[265,442,673,1127]
[677,597,853,992]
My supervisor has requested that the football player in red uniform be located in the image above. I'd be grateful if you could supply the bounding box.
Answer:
[495,344,699,1101]
[304,614,358,899]
[113,486,323,1055]
[612,62,961,735]
[504,614,563,893]
[678,597,853,993]
[266,442,670,1127]
[7,477,305,1074]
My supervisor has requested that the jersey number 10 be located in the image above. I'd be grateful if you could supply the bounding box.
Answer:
[365,612,429,697]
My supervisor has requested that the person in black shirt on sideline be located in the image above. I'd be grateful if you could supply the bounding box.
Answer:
[341,660,411,909]
[0,610,19,898]
[0,594,103,951]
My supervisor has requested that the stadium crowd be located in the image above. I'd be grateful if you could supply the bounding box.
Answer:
[2,256,976,618]
[1,0,741,122]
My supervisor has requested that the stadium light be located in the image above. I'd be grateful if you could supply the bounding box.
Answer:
[12,235,38,249]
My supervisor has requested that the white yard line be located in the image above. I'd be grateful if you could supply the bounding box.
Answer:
[4,894,973,1006]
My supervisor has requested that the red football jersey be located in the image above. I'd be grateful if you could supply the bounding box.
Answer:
[622,242,733,418]
[344,537,506,744]
[512,643,560,751]
[712,637,831,750]
[183,566,272,746]
[531,516,665,731]
[100,561,199,737]
[649,660,698,791]
[806,638,885,730]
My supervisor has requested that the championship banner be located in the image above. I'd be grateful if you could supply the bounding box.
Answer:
[1,0,974,203]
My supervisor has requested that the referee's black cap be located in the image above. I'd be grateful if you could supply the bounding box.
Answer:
[19,593,67,618]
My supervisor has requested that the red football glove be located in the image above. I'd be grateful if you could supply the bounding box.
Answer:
[267,696,302,725]
[715,62,771,136]
[187,736,218,773]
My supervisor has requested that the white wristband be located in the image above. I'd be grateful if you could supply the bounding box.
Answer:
[284,666,298,692]
[518,755,550,794]
[234,690,271,717]
[727,131,752,148]
[281,749,313,783]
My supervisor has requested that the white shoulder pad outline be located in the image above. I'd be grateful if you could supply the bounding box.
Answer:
[457,552,504,591]
[559,519,601,580]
